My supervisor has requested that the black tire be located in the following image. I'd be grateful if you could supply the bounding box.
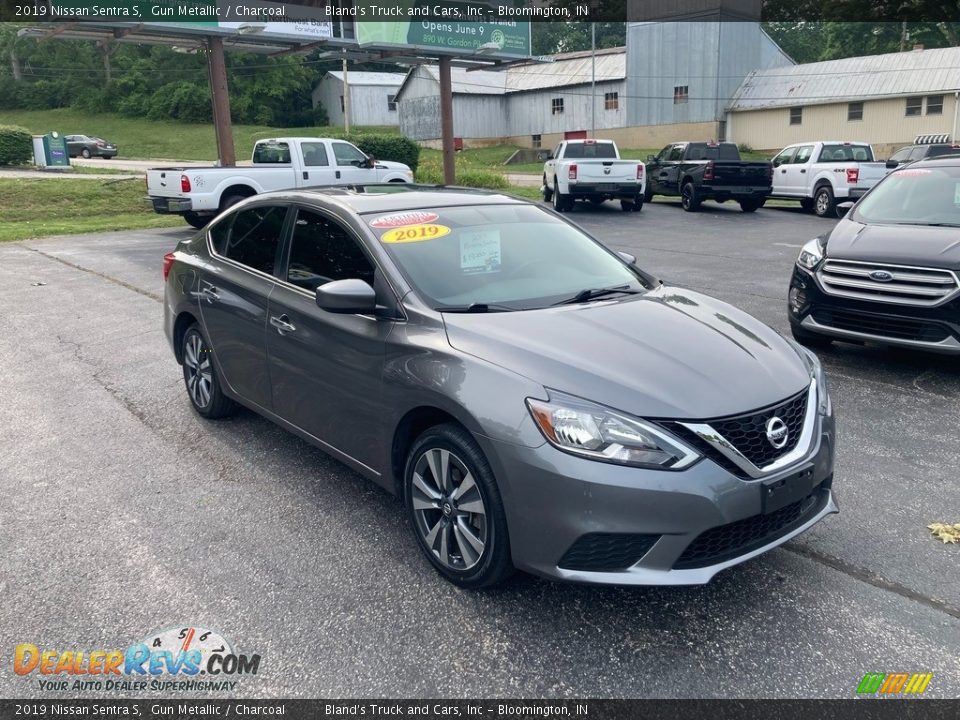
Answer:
[181,324,237,419]
[183,212,208,230]
[680,182,700,212]
[739,198,760,213]
[219,194,247,213]
[81,148,91,159]
[552,178,571,212]
[542,175,553,203]
[405,423,513,588]
[643,186,654,204]
[633,195,644,212]
[790,322,833,349]
[814,185,836,218]
[619,198,636,212]
[800,198,815,212]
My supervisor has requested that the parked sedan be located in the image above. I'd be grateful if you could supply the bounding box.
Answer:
[789,157,960,354]
[164,186,837,588]
[65,134,118,159]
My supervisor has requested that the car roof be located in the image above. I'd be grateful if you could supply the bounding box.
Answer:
[247,186,531,214]
[908,156,960,166]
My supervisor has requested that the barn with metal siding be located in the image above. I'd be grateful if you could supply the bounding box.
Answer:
[623,21,793,148]
[395,47,626,147]
[726,46,960,155]
[312,71,406,127]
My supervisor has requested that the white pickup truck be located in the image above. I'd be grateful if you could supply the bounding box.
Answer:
[148,137,414,228]
[542,139,646,212]
[769,141,889,217]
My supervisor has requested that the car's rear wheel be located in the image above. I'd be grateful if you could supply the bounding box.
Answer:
[181,324,236,419]
[790,321,833,349]
[552,178,571,212]
[81,148,91,159]
[681,182,700,212]
[183,212,208,229]
[814,185,836,218]
[220,194,247,213]
[541,175,553,203]
[405,423,513,588]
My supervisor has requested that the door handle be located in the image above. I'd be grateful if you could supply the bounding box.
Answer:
[780,169,787,173]
[800,169,806,173]
[303,171,308,180]
[335,170,341,179]
[270,315,296,334]
[199,286,220,303]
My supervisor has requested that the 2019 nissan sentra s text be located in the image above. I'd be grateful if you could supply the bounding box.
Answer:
[163,186,837,588]
[789,157,960,354]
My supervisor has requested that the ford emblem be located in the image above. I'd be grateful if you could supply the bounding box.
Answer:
[869,270,893,282]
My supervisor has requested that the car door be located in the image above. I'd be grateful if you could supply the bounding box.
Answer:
[648,145,671,193]
[657,144,685,194]
[266,206,391,469]
[785,145,814,195]
[330,141,374,184]
[296,140,337,188]
[199,203,290,411]
[544,143,563,187]
[771,147,797,194]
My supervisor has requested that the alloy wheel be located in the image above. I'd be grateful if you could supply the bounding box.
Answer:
[183,332,213,409]
[411,447,488,571]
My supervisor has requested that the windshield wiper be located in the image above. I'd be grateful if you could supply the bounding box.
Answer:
[551,285,644,306]
[435,302,517,313]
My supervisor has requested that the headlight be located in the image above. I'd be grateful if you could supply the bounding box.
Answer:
[787,339,831,416]
[527,391,700,470]
[797,238,824,270]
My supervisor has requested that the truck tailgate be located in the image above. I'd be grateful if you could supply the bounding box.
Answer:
[709,162,771,187]
[574,160,640,183]
[147,169,188,198]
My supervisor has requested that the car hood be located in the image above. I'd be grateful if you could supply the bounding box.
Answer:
[442,286,810,420]
[825,219,960,268]
[375,160,411,172]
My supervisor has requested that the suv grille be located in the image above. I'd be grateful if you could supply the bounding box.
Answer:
[811,306,951,343]
[674,489,828,569]
[558,533,660,572]
[818,260,959,307]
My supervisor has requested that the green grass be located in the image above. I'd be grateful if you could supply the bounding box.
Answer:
[0,178,182,242]
[0,109,396,162]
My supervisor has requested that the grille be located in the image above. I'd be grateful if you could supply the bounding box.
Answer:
[558,533,660,572]
[674,489,828,569]
[667,424,749,478]
[709,391,808,470]
[818,260,959,307]
[811,306,951,343]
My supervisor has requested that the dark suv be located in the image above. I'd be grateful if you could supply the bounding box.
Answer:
[789,157,960,354]
[885,134,960,169]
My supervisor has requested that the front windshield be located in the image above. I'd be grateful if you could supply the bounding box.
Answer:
[852,164,960,226]
[365,204,653,310]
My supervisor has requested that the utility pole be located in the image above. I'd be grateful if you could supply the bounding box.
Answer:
[591,22,596,137]
[439,55,455,185]
[342,57,351,135]
[206,36,236,167]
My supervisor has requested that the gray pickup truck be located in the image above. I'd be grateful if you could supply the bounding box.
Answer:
[645,142,773,213]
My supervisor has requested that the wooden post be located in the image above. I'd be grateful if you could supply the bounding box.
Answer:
[207,36,236,167]
[438,55,455,185]
[342,57,351,134]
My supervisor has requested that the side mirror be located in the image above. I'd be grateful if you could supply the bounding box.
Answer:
[546,154,554,161]
[885,159,899,169]
[316,279,377,314]
[772,158,782,167]
[617,251,637,265]
[366,156,377,168]
[646,154,656,163]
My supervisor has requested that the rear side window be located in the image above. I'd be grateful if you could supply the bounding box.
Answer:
[285,209,375,291]
[253,142,291,164]
[301,142,329,167]
[561,143,617,159]
[818,144,874,162]
[686,144,739,161]
[215,205,287,275]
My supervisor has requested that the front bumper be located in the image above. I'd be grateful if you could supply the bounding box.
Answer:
[789,266,960,354]
[150,196,193,214]
[478,410,836,585]
[98,147,118,157]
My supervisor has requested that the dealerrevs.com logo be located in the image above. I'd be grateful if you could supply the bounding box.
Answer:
[13,625,261,692]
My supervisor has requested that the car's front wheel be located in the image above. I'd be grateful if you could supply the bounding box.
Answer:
[405,424,513,588]
[181,324,236,419]
[814,185,836,218]
[541,175,553,203]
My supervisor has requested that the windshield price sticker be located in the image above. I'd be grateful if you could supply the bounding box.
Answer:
[370,211,440,229]
[380,224,450,243]
[460,229,502,274]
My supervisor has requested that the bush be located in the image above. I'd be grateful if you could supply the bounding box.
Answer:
[344,134,420,172]
[145,82,212,123]
[0,125,33,166]
[737,143,754,154]
[415,160,509,190]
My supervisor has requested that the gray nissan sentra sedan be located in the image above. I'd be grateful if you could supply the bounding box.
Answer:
[163,186,837,588]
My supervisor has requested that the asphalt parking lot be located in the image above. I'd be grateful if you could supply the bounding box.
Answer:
[1,197,958,699]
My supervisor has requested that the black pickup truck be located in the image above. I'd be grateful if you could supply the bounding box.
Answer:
[645,142,773,212]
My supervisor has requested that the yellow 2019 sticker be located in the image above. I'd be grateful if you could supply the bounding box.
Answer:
[380,224,451,243]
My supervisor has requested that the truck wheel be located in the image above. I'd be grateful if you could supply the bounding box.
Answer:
[542,175,553,203]
[183,212,208,229]
[633,195,644,212]
[800,198,815,212]
[680,182,700,212]
[814,186,836,218]
[220,194,246,213]
[644,187,654,204]
[739,199,760,213]
[552,179,571,212]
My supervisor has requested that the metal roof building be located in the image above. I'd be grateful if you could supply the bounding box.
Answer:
[727,46,960,154]
[313,71,406,128]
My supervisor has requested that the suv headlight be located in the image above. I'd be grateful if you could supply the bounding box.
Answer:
[797,238,824,270]
[787,339,831,416]
[527,391,700,470]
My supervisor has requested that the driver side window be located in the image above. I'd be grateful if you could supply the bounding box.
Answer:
[332,142,368,167]
[285,209,375,291]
